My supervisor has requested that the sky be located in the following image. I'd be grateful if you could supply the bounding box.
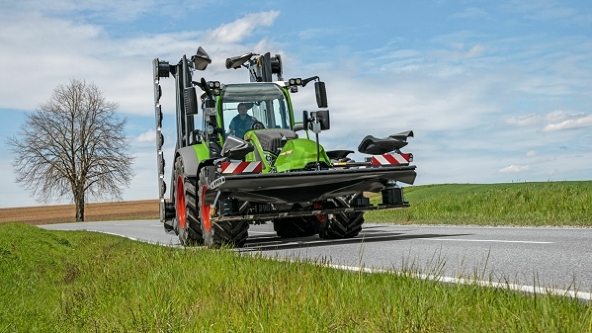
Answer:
[1,0,591,208]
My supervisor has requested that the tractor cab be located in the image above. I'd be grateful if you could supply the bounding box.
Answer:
[219,83,292,140]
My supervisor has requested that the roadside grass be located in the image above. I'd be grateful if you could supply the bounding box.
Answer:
[366,181,592,226]
[1,224,591,332]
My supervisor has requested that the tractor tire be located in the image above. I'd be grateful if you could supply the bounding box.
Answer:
[318,195,365,239]
[164,221,174,233]
[273,217,318,238]
[198,167,249,247]
[174,157,203,245]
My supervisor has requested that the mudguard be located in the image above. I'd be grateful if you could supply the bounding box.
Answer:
[175,143,210,177]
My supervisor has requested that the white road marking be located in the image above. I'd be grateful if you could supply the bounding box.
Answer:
[424,238,553,244]
[90,230,137,241]
[322,263,591,302]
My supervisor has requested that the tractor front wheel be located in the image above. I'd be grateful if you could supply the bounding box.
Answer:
[174,157,203,245]
[318,195,365,239]
[198,167,249,247]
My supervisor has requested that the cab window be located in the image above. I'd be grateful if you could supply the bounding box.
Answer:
[221,83,290,135]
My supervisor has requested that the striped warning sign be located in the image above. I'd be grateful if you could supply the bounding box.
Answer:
[371,153,412,166]
[220,161,263,174]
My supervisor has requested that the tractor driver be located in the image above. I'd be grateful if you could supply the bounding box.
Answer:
[228,103,257,138]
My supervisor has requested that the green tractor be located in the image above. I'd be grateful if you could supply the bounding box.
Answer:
[153,47,417,247]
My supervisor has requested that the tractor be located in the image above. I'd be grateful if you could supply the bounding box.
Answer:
[152,46,416,247]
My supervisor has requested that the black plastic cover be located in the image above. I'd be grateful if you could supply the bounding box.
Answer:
[326,150,354,159]
[253,129,298,153]
[222,135,255,160]
[358,130,414,155]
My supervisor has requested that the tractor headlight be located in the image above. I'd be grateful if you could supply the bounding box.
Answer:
[207,81,220,89]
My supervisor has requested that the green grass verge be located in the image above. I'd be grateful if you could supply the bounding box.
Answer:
[366,181,592,226]
[1,224,591,332]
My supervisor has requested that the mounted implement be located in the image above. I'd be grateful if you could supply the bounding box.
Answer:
[152,47,417,247]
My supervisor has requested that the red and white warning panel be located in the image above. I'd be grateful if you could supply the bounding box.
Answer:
[371,153,413,166]
[220,161,263,174]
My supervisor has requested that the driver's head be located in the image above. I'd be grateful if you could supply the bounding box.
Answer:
[237,103,248,114]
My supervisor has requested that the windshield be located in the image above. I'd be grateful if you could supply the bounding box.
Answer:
[221,83,290,138]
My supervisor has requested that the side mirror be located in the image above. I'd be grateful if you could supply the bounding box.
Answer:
[312,110,330,130]
[203,99,217,129]
[203,99,216,110]
[315,81,328,108]
[184,87,198,115]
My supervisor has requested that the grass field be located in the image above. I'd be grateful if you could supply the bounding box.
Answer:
[366,181,592,226]
[1,223,591,332]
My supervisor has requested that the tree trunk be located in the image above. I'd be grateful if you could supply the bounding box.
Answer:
[74,188,85,222]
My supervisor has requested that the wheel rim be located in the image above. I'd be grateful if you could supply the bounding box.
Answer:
[176,175,186,229]
[314,203,326,223]
[201,185,211,232]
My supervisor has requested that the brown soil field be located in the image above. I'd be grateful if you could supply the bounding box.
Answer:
[0,200,159,225]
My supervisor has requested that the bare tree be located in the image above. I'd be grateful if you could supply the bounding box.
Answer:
[7,79,134,221]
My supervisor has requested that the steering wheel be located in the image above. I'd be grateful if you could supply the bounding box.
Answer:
[250,121,265,130]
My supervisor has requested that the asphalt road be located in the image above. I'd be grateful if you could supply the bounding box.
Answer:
[40,221,592,300]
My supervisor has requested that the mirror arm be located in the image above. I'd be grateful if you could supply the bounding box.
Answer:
[301,76,319,87]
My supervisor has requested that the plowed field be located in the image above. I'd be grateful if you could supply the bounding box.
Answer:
[0,200,159,225]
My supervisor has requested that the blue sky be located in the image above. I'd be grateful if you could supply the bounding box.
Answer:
[1,0,591,207]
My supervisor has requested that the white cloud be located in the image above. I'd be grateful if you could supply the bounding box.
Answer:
[526,150,538,157]
[202,11,280,44]
[542,114,592,132]
[498,165,531,173]
[501,1,581,22]
[450,7,490,19]
[136,129,156,143]
[506,111,592,132]
[506,114,542,126]
[0,10,282,116]
[298,28,339,41]
[465,44,484,58]
[544,110,571,122]
[379,49,422,60]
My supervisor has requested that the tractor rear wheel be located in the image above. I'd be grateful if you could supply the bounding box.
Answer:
[273,217,317,238]
[199,167,249,247]
[174,157,203,245]
[318,195,365,239]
